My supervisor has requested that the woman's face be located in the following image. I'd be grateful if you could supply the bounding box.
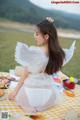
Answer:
[34,26,46,46]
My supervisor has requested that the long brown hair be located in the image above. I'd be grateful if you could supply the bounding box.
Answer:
[37,19,65,74]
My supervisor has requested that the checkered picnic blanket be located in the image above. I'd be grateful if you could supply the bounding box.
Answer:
[0,72,80,120]
[42,85,80,120]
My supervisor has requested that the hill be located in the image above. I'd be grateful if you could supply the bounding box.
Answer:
[0,0,80,30]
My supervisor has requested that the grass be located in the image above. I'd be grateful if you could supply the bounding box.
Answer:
[0,30,35,71]
[0,27,80,78]
[60,38,80,78]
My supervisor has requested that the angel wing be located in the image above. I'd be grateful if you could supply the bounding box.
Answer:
[15,41,76,72]
[63,40,76,66]
[15,42,48,73]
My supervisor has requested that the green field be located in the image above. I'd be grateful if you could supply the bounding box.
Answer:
[0,28,80,78]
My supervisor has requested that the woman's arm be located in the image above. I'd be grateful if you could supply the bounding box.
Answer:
[8,67,29,100]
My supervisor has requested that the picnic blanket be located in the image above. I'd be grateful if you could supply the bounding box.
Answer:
[0,72,80,120]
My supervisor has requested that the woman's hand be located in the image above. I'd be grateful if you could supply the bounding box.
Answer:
[8,91,17,101]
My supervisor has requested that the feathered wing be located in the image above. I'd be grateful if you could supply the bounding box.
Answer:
[63,40,76,66]
[15,42,43,73]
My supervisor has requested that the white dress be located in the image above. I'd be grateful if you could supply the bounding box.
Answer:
[15,42,63,114]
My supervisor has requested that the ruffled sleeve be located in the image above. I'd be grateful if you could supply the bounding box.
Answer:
[15,42,48,74]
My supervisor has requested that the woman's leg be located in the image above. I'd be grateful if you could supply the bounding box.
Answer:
[35,89,61,112]
[15,86,37,114]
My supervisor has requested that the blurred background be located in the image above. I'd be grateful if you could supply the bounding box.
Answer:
[0,0,80,78]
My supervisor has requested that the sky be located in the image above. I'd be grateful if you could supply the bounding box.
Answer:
[29,0,80,14]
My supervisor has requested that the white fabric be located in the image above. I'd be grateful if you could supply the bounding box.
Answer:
[9,81,18,89]
[15,42,63,111]
[24,87,53,107]
[15,42,48,73]
[24,73,54,88]
[63,40,76,65]
[15,41,76,70]
[15,41,76,112]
